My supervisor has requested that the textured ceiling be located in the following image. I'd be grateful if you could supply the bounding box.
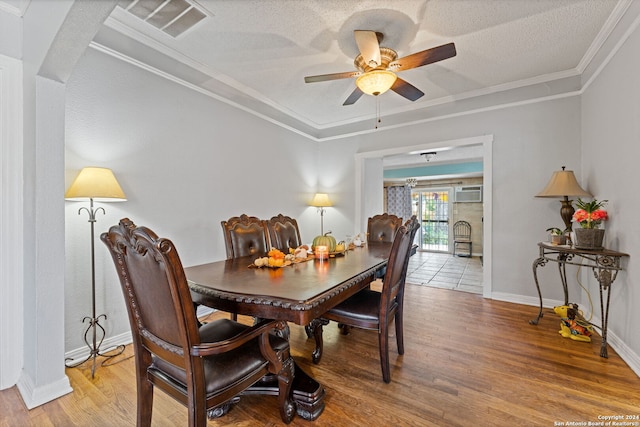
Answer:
[93,0,621,144]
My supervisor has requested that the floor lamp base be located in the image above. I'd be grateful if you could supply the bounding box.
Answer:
[65,314,126,378]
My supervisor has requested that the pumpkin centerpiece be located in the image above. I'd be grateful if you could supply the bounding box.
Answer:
[312,231,337,253]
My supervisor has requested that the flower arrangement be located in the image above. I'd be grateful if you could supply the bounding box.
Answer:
[572,198,608,229]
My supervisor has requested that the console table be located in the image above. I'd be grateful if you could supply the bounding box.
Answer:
[530,242,629,358]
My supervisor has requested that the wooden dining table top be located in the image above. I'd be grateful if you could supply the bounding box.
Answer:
[186,242,394,325]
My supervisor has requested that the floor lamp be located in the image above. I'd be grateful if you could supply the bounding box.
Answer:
[535,166,592,232]
[65,167,127,378]
[310,193,332,235]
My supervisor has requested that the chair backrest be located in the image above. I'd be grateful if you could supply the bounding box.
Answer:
[266,214,302,252]
[453,220,471,240]
[379,216,420,317]
[367,213,403,243]
[101,218,200,371]
[221,214,269,259]
[401,215,420,275]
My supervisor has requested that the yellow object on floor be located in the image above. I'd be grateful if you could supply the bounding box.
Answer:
[554,304,594,342]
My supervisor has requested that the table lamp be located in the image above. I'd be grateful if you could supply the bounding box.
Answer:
[64,167,127,377]
[535,166,592,232]
[310,193,332,235]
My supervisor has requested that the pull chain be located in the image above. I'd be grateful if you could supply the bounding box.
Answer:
[375,96,381,129]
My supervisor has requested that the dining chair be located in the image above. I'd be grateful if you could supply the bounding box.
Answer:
[101,218,295,426]
[367,213,403,279]
[310,216,420,383]
[266,214,302,253]
[221,214,269,259]
[220,214,269,320]
[453,220,472,257]
[367,213,403,243]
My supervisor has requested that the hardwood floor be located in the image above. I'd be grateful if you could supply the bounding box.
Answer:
[3,285,640,426]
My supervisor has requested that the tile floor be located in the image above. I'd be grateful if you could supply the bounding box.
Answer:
[405,251,484,294]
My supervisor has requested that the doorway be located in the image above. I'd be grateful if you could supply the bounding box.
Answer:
[411,187,452,252]
[355,134,493,298]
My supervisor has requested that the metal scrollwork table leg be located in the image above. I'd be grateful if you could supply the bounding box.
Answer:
[593,255,620,358]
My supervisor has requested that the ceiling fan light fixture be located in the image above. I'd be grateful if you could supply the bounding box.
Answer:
[356,70,397,96]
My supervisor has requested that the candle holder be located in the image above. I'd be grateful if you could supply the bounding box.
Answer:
[315,245,328,260]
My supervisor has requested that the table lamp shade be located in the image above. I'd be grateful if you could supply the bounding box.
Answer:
[65,167,127,201]
[310,193,332,207]
[535,168,592,198]
[536,167,592,232]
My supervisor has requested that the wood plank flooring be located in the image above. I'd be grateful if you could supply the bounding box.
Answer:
[2,284,640,426]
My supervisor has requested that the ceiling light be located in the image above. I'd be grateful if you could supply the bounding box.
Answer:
[421,152,437,162]
[356,70,397,96]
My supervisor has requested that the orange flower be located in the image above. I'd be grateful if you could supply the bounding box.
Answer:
[572,209,589,223]
[572,198,608,229]
[590,210,608,222]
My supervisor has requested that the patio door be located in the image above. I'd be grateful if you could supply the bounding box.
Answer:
[411,188,453,252]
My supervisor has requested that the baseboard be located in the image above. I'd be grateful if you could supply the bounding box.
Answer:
[16,372,72,409]
[64,330,133,365]
[490,291,640,378]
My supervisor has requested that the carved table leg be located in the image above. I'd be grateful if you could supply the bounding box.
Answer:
[246,360,326,420]
[310,318,329,364]
[207,397,241,419]
[304,324,313,338]
[338,323,351,335]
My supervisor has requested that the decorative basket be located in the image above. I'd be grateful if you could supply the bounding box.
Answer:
[574,228,605,250]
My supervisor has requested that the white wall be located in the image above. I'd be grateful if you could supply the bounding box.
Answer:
[64,47,319,351]
[0,53,23,390]
[581,13,640,367]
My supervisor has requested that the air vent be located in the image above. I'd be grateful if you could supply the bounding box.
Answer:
[125,0,207,38]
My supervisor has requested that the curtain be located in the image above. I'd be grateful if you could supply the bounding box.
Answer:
[386,185,412,221]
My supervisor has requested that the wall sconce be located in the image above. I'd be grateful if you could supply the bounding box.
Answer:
[64,167,127,377]
[310,193,332,235]
[535,166,592,232]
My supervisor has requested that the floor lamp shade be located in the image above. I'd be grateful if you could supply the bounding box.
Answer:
[310,193,332,235]
[310,193,332,208]
[65,167,126,201]
[536,167,592,231]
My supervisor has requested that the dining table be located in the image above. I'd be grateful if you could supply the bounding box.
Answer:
[185,241,396,421]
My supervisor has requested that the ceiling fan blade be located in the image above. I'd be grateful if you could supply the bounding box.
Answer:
[391,77,424,101]
[354,30,381,67]
[343,87,364,106]
[390,42,456,72]
[304,70,362,83]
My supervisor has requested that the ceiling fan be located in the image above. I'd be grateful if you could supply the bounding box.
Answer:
[304,30,456,106]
